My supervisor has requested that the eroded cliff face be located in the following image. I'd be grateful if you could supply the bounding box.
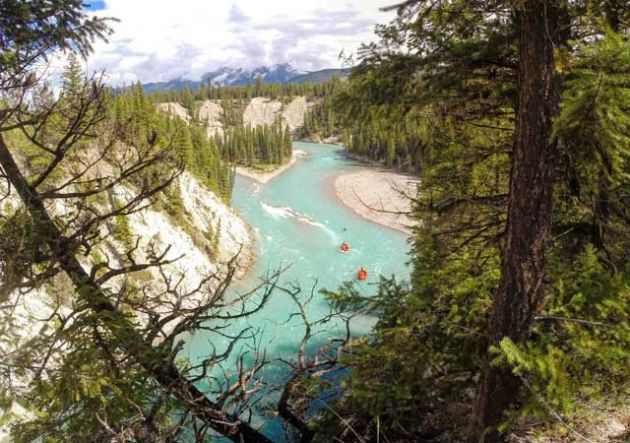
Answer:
[156,102,191,124]
[197,100,224,138]
[239,96,311,130]
[0,169,254,440]
[243,97,283,127]
[3,169,253,325]
[281,96,308,131]
[158,96,312,134]
[121,172,253,292]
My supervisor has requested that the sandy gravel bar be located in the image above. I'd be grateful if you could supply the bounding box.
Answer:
[235,149,309,184]
[334,167,418,235]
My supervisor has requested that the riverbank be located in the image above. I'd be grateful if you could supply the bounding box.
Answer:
[235,149,309,184]
[187,142,412,441]
[334,166,418,236]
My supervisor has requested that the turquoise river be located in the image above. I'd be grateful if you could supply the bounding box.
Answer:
[184,142,411,440]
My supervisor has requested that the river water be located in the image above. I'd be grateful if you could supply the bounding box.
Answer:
[184,142,411,439]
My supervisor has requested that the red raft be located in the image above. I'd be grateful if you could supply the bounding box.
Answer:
[357,267,368,281]
[340,242,351,253]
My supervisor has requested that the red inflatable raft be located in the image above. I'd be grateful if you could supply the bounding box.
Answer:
[340,242,350,253]
[357,267,368,281]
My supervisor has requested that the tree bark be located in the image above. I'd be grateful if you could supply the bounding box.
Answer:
[0,134,273,443]
[604,0,622,32]
[472,1,563,441]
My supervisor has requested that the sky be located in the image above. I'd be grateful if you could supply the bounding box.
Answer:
[84,0,394,85]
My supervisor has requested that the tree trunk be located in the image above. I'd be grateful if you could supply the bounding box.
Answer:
[472,1,563,441]
[0,135,274,443]
[604,0,622,32]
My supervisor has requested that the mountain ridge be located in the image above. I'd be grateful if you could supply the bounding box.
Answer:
[142,63,349,92]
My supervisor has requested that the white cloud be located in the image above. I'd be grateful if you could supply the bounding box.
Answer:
[86,0,394,85]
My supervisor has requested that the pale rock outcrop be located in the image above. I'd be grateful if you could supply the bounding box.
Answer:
[2,168,253,339]
[243,97,283,127]
[178,172,250,265]
[281,96,308,131]
[197,100,225,139]
[111,171,252,298]
[158,97,312,136]
[157,102,191,124]
[0,170,254,439]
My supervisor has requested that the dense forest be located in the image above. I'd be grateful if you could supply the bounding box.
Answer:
[218,122,292,167]
[0,1,628,443]
[112,81,234,202]
[146,80,317,169]
[299,80,433,172]
[150,76,343,103]
[314,1,630,442]
[296,92,344,142]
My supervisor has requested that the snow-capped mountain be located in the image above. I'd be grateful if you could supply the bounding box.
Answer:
[201,63,305,86]
[141,64,348,92]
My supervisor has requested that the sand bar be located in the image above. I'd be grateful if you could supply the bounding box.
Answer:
[235,149,308,184]
[334,166,418,235]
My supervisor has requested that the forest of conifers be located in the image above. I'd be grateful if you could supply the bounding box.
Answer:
[0,1,628,442]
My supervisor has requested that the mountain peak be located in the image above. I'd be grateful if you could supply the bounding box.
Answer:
[201,64,306,87]
[142,64,348,93]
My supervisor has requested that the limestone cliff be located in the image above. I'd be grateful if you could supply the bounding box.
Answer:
[243,97,283,127]
[281,96,308,131]
[197,100,224,138]
[0,170,253,441]
[158,96,313,135]
[156,102,191,123]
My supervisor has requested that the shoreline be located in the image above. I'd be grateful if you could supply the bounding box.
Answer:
[333,164,419,236]
[230,221,258,285]
[235,149,309,184]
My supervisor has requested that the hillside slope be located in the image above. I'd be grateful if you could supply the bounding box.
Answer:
[0,169,254,440]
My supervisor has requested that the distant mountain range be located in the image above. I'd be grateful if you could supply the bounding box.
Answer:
[142,64,350,92]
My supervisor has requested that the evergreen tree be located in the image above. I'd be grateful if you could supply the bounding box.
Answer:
[61,53,85,98]
[0,4,272,441]
[315,1,630,441]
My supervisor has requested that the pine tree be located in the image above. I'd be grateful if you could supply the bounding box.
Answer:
[61,53,85,98]
[315,1,630,441]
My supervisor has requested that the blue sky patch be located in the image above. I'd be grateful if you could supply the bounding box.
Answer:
[84,1,106,11]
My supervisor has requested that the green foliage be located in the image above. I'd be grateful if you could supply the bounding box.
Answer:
[209,220,221,261]
[151,76,343,103]
[220,121,292,167]
[2,0,629,440]
[314,3,630,441]
[0,210,48,296]
[9,311,179,442]
[111,84,233,202]
[494,245,630,423]
[292,79,347,142]
[112,197,134,251]
[61,53,85,98]
[0,4,249,442]
[553,28,630,258]
[0,0,113,73]
[162,180,185,219]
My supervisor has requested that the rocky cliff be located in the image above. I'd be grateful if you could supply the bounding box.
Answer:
[0,169,253,441]
[281,96,309,131]
[243,97,283,127]
[197,100,224,138]
[156,102,191,124]
[158,96,313,135]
